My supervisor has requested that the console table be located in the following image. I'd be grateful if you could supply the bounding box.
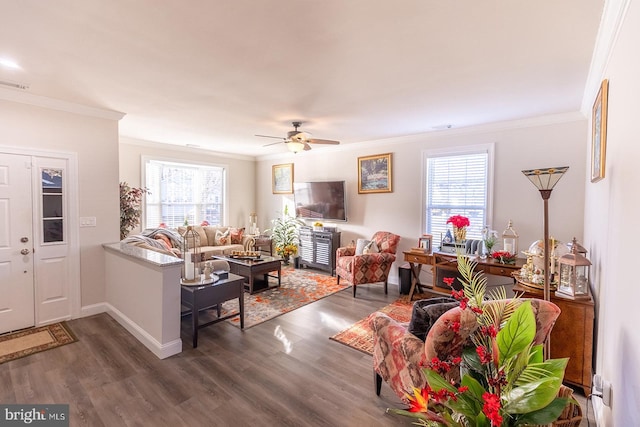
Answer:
[298,227,341,275]
[403,251,526,300]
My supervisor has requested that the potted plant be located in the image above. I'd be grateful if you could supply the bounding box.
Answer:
[120,182,149,240]
[390,253,571,427]
[266,206,304,264]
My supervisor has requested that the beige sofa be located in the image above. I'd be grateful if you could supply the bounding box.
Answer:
[123,226,255,263]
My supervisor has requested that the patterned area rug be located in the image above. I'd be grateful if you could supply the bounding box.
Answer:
[219,267,349,329]
[330,299,414,355]
[0,322,77,364]
[329,290,445,355]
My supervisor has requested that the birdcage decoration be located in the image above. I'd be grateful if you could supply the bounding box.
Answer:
[181,226,201,283]
[556,237,591,300]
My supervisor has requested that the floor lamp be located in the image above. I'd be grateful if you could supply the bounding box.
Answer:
[522,166,569,356]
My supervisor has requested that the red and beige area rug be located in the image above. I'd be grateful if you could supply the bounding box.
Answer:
[219,267,349,329]
[0,322,77,364]
[330,299,414,355]
[329,290,444,355]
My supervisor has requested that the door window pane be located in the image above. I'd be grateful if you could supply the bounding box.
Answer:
[42,169,64,243]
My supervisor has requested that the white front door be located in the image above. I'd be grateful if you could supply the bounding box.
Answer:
[0,153,35,332]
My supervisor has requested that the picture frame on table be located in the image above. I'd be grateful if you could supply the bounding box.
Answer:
[418,235,433,254]
[591,79,609,183]
[272,163,294,194]
[358,152,392,194]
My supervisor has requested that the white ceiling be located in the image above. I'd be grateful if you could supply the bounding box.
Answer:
[0,1,604,157]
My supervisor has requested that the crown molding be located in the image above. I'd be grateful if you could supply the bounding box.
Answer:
[256,111,586,161]
[581,0,631,114]
[120,137,255,162]
[0,87,125,121]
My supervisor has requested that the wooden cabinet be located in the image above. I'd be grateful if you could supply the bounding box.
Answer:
[298,227,341,275]
[514,284,594,394]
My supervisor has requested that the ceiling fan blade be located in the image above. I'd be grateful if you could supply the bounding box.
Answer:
[262,140,285,147]
[255,134,286,140]
[308,138,340,145]
[304,143,312,151]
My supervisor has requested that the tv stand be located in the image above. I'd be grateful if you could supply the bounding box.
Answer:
[298,227,341,275]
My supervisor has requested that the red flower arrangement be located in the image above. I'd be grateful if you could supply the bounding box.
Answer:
[491,250,517,264]
[446,215,470,229]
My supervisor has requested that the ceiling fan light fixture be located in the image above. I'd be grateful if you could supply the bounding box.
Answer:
[287,141,305,153]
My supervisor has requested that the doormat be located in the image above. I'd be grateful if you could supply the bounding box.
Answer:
[0,322,77,364]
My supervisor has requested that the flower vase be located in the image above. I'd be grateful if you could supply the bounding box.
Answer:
[453,226,467,244]
[282,254,290,265]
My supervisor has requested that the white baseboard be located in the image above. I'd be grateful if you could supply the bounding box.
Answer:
[80,302,108,318]
[103,303,182,359]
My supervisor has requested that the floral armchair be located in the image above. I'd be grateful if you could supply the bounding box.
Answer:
[335,231,401,297]
[369,298,561,401]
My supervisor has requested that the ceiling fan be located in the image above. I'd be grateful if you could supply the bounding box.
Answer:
[256,121,340,153]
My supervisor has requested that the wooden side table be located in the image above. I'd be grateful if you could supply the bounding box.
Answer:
[514,283,594,394]
[181,273,245,348]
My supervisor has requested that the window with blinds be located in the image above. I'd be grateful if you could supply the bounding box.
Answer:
[424,146,492,242]
[144,159,226,229]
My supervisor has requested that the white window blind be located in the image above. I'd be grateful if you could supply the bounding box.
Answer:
[425,150,489,242]
[144,159,225,229]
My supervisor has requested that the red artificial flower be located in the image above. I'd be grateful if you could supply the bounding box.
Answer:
[476,346,492,365]
[471,306,484,315]
[201,220,210,226]
[448,320,461,333]
[443,277,455,287]
[481,325,498,338]
[405,387,430,413]
[482,392,503,426]
[446,215,470,229]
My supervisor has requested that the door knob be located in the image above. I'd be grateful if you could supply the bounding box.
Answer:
[21,237,29,243]
[21,248,30,255]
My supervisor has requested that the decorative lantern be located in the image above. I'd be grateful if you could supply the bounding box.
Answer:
[249,212,258,235]
[181,226,201,283]
[556,237,591,299]
[502,220,519,255]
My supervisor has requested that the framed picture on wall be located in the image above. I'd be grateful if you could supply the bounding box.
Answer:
[272,163,294,194]
[591,79,609,183]
[358,153,392,194]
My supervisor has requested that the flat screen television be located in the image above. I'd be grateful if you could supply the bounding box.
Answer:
[293,181,347,221]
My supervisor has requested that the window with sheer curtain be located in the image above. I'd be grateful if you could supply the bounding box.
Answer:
[424,144,493,242]
[144,158,226,229]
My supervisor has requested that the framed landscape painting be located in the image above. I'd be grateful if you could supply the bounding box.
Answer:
[358,153,392,194]
[591,79,609,183]
[272,163,294,194]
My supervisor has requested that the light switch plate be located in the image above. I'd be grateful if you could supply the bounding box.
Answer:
[80,217,97,227]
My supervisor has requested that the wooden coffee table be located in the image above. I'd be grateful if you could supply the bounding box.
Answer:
[213,255,282,294]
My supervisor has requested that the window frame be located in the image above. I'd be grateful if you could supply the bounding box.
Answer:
[141,156,229,229]
[421,143,495,242]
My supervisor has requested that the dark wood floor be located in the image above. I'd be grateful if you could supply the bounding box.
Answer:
[1,278,595,426]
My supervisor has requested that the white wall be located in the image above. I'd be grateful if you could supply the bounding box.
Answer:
[257,118,587,286]
[0,97,120,307]
[119,138,256,231]
[584,1,640,425]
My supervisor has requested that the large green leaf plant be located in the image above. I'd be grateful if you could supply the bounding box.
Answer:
[390,253,572,427]
[266,206,304,260]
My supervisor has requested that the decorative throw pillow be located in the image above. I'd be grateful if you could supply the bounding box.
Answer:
[362,240,379,254]
[229,227,245,244]
[215,229,230,246]
[355,239,370,255]
[408,297,458,342]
